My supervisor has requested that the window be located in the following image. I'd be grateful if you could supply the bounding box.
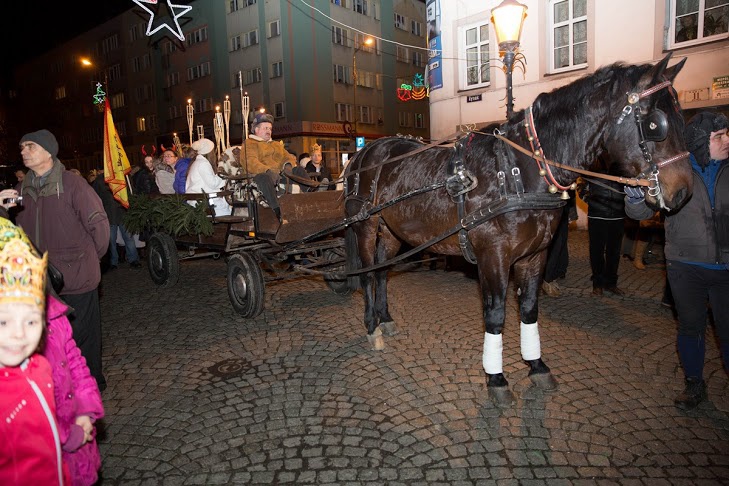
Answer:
[332,26,349,46]
[135,84,154,103]
[412,51,425,67]
[130,23,141,42]
[415,113,424,129]
[169,105,182,119]
[269,20,280,38]
[332,0,347,7]
[194,97,215,113]
[396,46,409,62]
[411,20,423,36]
[101,34,119,54]
[111,93,125,109]
[136,117,147,132]
[354,33,374,52]
[549,0,587,72]
[54,86,66,100]
[148,114,158,130]
[333,64,350,83]
[242,68,262,85]
[274,102,285,118]
[357,70,374,88]
[271,61,283,78]
[394,13,407,30]
[187,27,208,46]
[167,72,180,87]
[336,103,353,122]
[242,29,259,47]
[165,40,177,54]
[398,112,413,127]
[670,0,728,46]
[131,54,151,73]
[231,35,241,51]
[108,64,122,82]
[353,0,367,15]
[187,62,211,81]
[231,0,256,9]
[460,22,490,88]
[358,105,372,124]
[116,121,127,137]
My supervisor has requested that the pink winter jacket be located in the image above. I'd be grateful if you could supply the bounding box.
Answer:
[43,295,105,486]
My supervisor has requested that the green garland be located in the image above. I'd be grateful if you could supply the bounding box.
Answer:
[123,194,214,237]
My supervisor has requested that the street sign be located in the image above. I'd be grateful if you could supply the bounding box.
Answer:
[356,136,365,151]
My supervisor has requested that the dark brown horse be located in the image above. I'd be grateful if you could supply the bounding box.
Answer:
[343,53,692,406]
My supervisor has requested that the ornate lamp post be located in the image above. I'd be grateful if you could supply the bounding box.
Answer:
[491,0,528,118]
[186,99,194,145]
[352,37,374,138]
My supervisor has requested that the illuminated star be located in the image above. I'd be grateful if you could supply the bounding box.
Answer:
[133,0,193,42]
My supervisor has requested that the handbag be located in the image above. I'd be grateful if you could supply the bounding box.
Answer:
[47,261,65,294]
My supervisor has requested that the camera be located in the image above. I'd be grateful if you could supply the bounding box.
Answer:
[3,196,22,205]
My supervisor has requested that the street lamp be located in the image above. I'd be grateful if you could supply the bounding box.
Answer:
[352,36,374,138]
[491,0,528,118]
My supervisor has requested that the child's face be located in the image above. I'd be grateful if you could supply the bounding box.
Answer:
[0,302,44,367]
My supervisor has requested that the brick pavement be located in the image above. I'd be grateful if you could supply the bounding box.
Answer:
[96,227,729,485]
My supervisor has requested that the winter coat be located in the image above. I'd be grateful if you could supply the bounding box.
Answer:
[577,178,625,219]
[241,135,296,175]
[185,155,231,216]
[0,355,71,486]
[43,295,104,486]
[16,160,110,295]
[92,175,125,225]
[173,158,192,194]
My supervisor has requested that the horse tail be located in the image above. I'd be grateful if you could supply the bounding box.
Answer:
[345,226,361,290]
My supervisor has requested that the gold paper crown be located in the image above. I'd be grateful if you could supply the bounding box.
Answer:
[0,221,47,307]
[310,143,322,154]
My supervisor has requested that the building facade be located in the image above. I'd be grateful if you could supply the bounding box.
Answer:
[5,0,429,177]
[429,0,728,138]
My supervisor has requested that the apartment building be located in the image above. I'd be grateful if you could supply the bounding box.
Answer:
[429,0,728,138]
[6,0,428,175]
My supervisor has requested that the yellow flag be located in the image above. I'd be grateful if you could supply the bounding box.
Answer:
[103,98,132,208]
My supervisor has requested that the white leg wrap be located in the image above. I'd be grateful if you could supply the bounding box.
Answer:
[520,321,541,361]
[483,332,503,375]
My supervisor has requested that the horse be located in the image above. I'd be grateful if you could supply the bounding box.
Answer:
[342,53,693,406]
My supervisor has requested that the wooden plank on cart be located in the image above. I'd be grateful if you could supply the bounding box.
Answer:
[276,191,346,244]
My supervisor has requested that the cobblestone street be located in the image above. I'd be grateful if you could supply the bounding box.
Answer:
[96,227,729,485]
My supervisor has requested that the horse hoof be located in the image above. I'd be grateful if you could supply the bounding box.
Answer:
[488,386,516,407]
[380,321,398,336]
[367,327,384,351]
[529,372,558,391]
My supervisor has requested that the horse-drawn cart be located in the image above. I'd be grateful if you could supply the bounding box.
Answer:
[130,177,357,318]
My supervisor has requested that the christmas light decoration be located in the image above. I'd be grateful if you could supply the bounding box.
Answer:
[133,0,192,42]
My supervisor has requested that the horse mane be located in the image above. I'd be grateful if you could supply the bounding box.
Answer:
[523,61,652,175]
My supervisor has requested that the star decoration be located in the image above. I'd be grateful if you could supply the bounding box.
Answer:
[133,0,193,42]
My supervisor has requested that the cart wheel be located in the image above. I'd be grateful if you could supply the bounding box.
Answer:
[227,253,265,318]
[323,248,353,296]
[147,233,180,288]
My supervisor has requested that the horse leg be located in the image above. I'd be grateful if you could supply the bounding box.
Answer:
[476,261,515,406]
[354,219,385,350]
[513,253,558,391]
[374,226,401,337]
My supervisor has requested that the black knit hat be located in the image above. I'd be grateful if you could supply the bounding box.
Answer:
[684,112,728,168]
[20,129,59,159]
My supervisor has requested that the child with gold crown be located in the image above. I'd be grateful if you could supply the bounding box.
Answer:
[0,217,104,485]
[0,218,71,485]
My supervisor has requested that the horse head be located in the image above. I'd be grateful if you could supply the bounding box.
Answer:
[602,53,692,211]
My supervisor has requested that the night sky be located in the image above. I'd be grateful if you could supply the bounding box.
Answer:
[3,1,133,76]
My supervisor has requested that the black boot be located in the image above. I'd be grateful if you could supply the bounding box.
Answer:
[674,377,707,410]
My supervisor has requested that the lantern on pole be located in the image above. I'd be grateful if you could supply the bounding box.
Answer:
[239,72,250,140]
[214,106,224,159]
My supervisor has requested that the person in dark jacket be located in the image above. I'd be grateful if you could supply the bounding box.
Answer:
[92,174,141,269]
[12,129,110,391]
[625,111,729,410]
[132,155,159,195]
[577,175,626,296]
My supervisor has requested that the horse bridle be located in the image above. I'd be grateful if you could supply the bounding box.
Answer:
[616,79,690,198]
